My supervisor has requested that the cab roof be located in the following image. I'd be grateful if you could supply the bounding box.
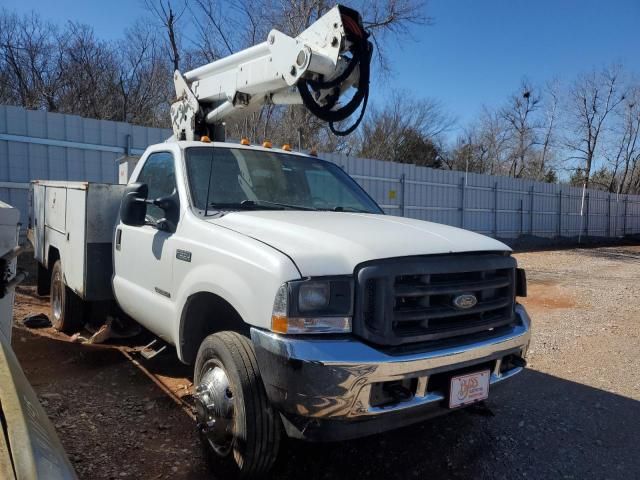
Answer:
[165,139,316,158]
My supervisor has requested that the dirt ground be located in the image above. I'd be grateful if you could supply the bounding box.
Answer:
[10,245,640,479]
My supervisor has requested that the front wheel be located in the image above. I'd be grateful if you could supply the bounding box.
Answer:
[50,259,85,333]
[193,331,281,479]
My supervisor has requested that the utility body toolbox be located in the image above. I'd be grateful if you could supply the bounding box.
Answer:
[29,181,125,301]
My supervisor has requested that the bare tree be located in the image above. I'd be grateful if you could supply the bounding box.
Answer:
[190,0,240,61]
[356,0,432,75]
[144,0,186,71]
[500,80,540,177]
[607,86,640,193]
[447,108,510,175]
[57,23,120,119]
[0,8,177,126]
[535,81,560,181]
[115,22,173,126]
[354,90,454,166]
[566,66,626,189]
[0,10,65,110]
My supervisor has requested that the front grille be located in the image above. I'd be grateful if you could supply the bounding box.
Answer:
[354,253,516,346]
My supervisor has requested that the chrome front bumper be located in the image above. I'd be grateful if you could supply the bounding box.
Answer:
[251,304,531,440]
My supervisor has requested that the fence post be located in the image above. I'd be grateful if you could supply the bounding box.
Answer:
[519,199,524,237]
[613,193,620,237]
[607,194,612,238]
[493,182,498,238]
[584,192,590,241]
[623,197,628,236]
[399,173,406,217]
[557,190,562,237]
[529,186,534,235]
[460,177,466,229]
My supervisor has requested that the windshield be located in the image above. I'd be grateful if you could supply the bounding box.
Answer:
[185,147,382,214]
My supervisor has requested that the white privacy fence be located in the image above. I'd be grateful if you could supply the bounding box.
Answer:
[1,105,639,243]
[0,105,171,232]
[321,152,640,241]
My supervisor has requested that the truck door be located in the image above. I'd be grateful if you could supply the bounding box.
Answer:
[112,151,177,342]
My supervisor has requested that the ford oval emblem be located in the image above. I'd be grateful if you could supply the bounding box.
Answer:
[452,293,478,310]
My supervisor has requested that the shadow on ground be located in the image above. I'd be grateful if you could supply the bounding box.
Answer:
[268,369,639,480]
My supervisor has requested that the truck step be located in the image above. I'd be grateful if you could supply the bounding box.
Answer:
[140,339,167,360]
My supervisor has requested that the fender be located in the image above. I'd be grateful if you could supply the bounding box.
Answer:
[172,256,300,362]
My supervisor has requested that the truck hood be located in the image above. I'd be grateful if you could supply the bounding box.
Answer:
[212,212,510,276]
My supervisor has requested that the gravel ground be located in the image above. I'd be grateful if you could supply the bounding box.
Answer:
[11,245,640,479]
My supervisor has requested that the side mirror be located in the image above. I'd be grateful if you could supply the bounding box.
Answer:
[153,190,180,233]
[120,183,148,227]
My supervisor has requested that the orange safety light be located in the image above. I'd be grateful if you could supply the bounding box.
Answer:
[240,137,250,145]
[282,144,292,152]
[200,135,212,143]
[262,140,273,148]
[271,315,289,334]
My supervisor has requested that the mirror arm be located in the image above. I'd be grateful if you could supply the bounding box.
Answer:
[155,218,177,232]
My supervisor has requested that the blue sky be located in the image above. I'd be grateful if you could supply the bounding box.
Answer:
[3,0,639,138]
[377,0,640,131]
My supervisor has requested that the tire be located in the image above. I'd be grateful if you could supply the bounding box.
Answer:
[50,259,85,333]
[194,331,281,479]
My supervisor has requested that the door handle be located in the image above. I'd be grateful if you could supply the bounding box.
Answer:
[115,228,122,251]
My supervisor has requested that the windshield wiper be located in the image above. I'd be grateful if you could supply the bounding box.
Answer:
[327,206,371,213]
[208,200,284,211]
[208,200,317,211]
[253,200,317,211]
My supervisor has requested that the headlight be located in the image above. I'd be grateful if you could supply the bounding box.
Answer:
[271,278,353,334]
[298,282,330,311]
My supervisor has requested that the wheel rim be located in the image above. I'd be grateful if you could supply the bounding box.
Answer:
[51,269,63,325]
[194,360,236,456]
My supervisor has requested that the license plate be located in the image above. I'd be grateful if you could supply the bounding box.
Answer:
[449,370,490,408]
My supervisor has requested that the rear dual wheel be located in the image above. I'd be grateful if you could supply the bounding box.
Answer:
[194,331,281,479]
[50,259,85,333]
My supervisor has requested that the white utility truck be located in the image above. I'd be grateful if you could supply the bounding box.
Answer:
[29,5,531,478]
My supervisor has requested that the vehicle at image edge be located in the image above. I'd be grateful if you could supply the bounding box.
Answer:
[0,200,77,480]
[28,4,531,479]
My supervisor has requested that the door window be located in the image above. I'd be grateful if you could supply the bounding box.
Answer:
[136,152,177,221]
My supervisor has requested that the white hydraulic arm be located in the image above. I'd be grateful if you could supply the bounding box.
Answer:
[171,4,372,141]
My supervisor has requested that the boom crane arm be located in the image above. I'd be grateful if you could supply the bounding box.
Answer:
[171,5,372,141]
